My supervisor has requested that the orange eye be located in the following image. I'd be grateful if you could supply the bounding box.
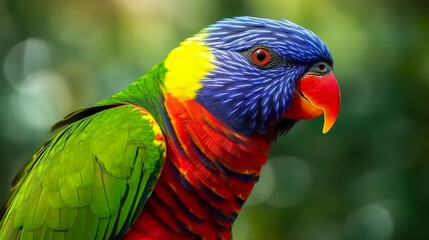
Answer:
[252,48,271,66]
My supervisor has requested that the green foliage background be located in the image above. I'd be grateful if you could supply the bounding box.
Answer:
[0,0,428,239]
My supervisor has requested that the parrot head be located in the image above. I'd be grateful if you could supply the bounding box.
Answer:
[163,16,340,136]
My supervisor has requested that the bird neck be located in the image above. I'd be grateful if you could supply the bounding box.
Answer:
[164,92,271,175]
[150,92,271,238]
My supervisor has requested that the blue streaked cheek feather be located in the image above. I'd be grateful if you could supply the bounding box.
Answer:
[196,16,333,135]
[197,59,305,135]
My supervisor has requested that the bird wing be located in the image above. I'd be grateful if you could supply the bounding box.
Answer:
[0,104,166,240]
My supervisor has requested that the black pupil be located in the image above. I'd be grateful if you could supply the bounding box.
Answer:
[319,64,326,71]
[256,50,267,62]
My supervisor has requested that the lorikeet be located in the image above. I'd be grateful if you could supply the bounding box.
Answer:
[0,16,340,239]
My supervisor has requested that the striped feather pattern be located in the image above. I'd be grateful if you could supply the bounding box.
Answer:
[125,93,270,240]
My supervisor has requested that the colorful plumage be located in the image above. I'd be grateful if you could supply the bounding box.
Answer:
[0,16,340,239]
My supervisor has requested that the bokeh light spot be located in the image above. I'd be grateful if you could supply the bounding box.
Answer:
[3,38,52,92]
[344,204,394,240]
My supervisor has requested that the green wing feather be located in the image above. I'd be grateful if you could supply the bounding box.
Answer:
[0,104,166,239]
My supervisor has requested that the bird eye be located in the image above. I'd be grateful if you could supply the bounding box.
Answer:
[309,62,332,74]
[252,48,271,66]
[242,45,282,69]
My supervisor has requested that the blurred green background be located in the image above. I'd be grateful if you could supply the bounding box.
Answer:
[0,0,428,239]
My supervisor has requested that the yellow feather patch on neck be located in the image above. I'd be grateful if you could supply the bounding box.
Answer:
[164,33,215,100]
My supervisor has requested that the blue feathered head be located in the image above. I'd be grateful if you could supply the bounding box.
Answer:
[164,16,340,136]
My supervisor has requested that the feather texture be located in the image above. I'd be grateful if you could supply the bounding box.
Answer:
[0,106,166,239]
[125,93,270,239]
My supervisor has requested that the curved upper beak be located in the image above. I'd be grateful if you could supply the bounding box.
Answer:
[284,72,341,134]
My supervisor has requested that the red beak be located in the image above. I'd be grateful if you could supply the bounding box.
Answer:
[284,72,341,133]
